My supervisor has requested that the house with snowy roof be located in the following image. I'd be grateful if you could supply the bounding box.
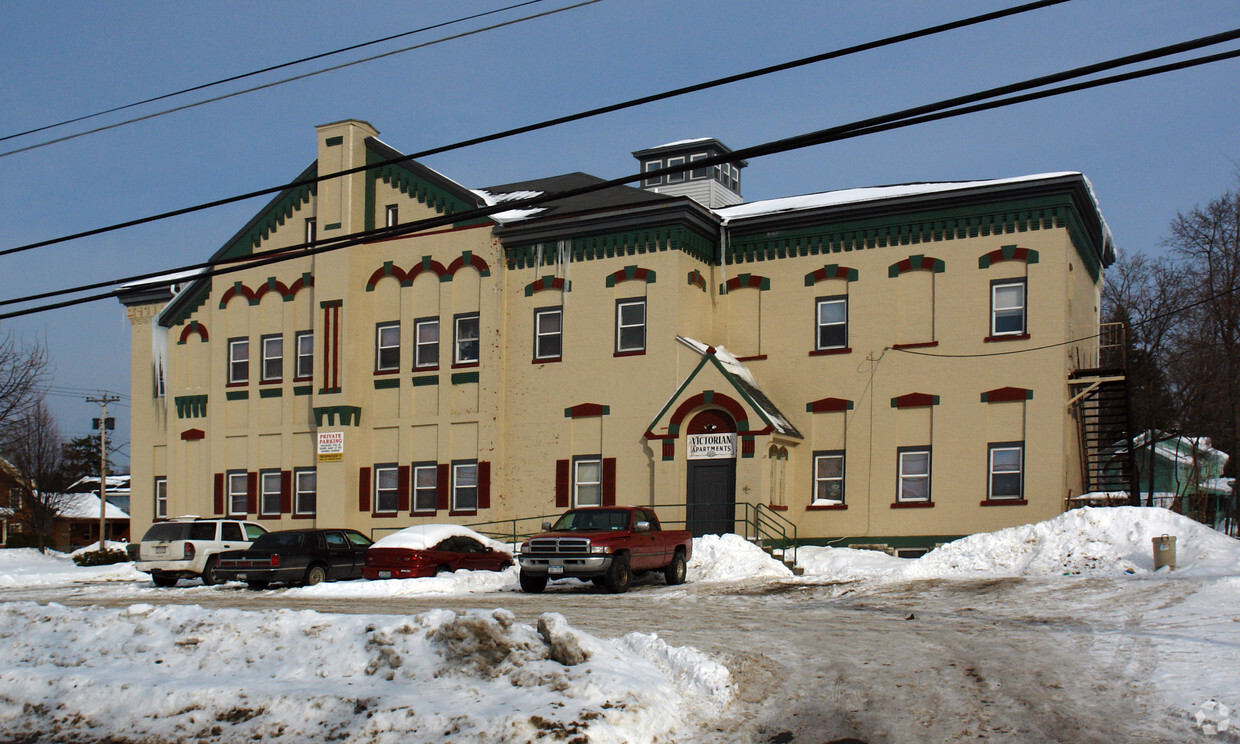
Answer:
[118,119,1122,554]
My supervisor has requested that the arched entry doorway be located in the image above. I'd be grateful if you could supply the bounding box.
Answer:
[685,409,737,536]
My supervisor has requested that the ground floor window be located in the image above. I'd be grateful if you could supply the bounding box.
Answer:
[227,471,249,516]
[260,470,282,516]
[897,447,931,503]
[813,451,845,505]
[412,463,437,513]
[154,477,167,520]
[574,456,602,507]
[373,464,399,514]
[294,468,316,516]
[453,461,478,511]
[988,442,1024,500]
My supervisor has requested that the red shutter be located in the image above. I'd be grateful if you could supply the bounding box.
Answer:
[555,459,570,508]
[397,466,410,513]
[213,473,224,515]
[358,467,371,512]
[280,470,292,514]
[246,472,257,514]
[602,458,617,506]
[436,464,450,511]
[477,461,491,509]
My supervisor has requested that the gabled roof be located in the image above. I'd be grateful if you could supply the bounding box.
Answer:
[646,337,802,439]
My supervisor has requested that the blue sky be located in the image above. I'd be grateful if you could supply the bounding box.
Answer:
[0,0,1237,464]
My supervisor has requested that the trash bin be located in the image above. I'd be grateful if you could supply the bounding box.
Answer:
[1152,534,1177,571]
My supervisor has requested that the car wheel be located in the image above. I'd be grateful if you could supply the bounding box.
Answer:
[247,580,269,590]
[151,574,178,588]
[200,557,221,586]
[603,555,631,594]
[303,565,327,586]
[519,570,547,593]
[663,550,687,586]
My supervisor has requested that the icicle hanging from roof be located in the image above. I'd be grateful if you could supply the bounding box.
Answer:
[151,321,169,401]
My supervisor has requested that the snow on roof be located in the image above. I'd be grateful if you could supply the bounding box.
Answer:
[470,188,549,224]
[68,475,130,493]
[120,267,207,292]
[648,137,714,150]
[56,493,129,520]
[371,523,507,552]
[715,172,1082,222]
[1132,432,1229,467]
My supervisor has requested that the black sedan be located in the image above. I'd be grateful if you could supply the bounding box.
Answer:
[214,528,373,588]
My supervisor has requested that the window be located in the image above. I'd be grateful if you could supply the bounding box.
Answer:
[228,338,249,385]
[385,204,398,227]
[221,522,243,541]
[897,448,932,503]
[412,463,437,513]
[294,332,313,381]
[454,313,480,365]
[813,451,845,505]
[260,469,282,516]
[414,318,439,369]
[8,488,21,511]
[154,477,167,520]
[991,279,1027,336]
[816,296,848,350]
[373,465,398,514]
[534,307,562,360]
[153,361,165,398]
[573,456,602,507]
[690,153,709,180]
[305,218,316,245]
[452,461,478,512]
[376,322,400,372]
[294,468,316,516]
[643,160,663,187]
[615,298,646,354]
[988,443,1024,500]
[227,471,249,516]
[260,335,283,383]
[666,155,685,183]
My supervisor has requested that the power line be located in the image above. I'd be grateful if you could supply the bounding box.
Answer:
[0,0,550,145]
[1,30,1237,321]
[0,0,1071,257]
[0,0,604,161]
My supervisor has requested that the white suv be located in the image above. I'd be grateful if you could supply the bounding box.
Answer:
[134,517,268,586]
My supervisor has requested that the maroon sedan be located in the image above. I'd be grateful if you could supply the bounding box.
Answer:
[363,524,513,579]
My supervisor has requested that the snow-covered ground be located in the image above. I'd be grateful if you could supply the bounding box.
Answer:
[1,507,1238,742]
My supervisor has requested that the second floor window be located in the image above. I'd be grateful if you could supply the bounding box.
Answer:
[228,339,249,385]
[534,307,562,360]
[295,331,313,381]
[573,456,602,507]
[816,296,848,350]
[991,279,1027,336]
[261,335,283,382]
[897,448,932,503]
[616,298,646,354]
[455,313,480,365]
[813,451,845,505]
[414,318,439,369]
[376,322,400,372]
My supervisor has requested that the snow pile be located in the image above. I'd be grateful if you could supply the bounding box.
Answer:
[288,565,519,597]
[689,533,792,582]
[0,602,731,744]
[0,547,143,587]
[797,507,1240,582]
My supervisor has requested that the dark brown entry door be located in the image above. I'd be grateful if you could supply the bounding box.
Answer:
[686,459,736,537]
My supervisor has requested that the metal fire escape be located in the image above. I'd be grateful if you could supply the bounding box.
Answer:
[1068,322,1139,504]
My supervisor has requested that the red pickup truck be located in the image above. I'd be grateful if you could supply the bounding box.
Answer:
[517,506,693,593]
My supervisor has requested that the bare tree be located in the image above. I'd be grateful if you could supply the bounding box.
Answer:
[2,400,72,552]
[0,327,49,431]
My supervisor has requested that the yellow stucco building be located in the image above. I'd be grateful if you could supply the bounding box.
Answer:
[120,119,1119,553]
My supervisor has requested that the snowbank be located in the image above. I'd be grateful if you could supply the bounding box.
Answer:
[0,603,731,744]
[689,533,792,582]
[797,507,1240,582]
[0,547,144,588]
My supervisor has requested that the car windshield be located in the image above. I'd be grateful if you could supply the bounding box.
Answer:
[550,510,630,531]
[251,533,304,550]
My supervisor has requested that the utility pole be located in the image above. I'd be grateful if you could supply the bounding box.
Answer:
[86,393,120,551]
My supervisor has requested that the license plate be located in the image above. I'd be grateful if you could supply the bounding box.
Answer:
[548,565,564,576]
[236,573,247,580]
[154,546,166,555]
[378,571,391,579]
